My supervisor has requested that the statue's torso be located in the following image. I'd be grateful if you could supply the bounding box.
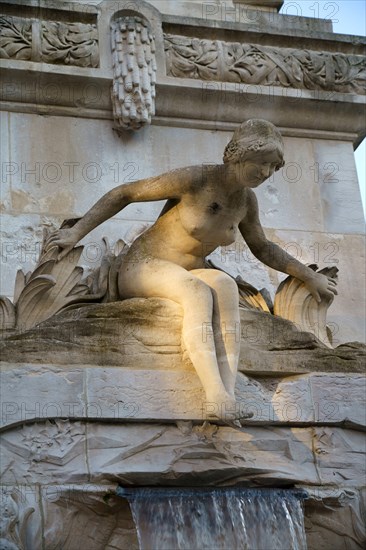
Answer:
[125,173,251,270]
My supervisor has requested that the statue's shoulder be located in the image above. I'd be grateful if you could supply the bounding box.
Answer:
[245,187,259,208]
[167,164,203,188]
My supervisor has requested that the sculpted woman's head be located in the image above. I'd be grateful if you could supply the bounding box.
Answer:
[223,119,285,187]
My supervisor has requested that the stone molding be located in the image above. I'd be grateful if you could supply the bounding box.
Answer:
[233,0,284,7]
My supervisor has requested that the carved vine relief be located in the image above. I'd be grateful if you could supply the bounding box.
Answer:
[164,34,366,95]
[0,16,99,67]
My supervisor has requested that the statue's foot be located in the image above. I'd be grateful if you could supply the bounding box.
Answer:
[204,391,254,425]
[204,391,240,422]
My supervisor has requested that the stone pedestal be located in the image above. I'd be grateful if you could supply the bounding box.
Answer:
[1,301,365,548]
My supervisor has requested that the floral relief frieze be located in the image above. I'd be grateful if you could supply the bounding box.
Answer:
[0,15,99,67]
[164,34,366,95]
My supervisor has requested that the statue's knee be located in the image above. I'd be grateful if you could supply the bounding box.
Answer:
[182,277,212,301]
[213,272,237,294]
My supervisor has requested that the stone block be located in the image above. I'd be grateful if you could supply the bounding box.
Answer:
[1,360,365,429]
[314,140,365,234]
[85,367,205,421]
[255,137,324,232]
[265,230,366,345]
[40,485,137,550]
[0,213,47,298]
[0,363,85,429]
[309,374,366,428]
[0,110,11,214]
[314,428,366,488]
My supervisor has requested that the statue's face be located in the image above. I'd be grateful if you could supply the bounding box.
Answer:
[238,150,282,188]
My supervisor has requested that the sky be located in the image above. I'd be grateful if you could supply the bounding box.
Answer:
[280,0,366,215]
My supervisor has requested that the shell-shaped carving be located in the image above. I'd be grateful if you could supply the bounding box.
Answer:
[111,15,156,130]
[273,265,338,348]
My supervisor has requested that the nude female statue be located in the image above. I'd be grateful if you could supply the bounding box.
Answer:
[46,119,337,421]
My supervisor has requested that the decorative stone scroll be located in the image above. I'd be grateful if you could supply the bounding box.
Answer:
[111,16,157,131]
[0,16,99,67]
[274,265,338,348]
[164,34,366,95]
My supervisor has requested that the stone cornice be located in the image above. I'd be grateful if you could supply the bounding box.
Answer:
[161,14,365,53]
[0,0,365,145]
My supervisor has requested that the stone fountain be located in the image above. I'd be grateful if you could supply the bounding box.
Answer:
[0,0,365,548]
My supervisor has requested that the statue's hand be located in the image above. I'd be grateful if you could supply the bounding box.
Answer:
[304,272,338,303]
[45,228,81,260]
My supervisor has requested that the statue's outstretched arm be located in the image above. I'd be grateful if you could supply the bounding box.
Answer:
[239,190,337,303]
[46,166,199,259]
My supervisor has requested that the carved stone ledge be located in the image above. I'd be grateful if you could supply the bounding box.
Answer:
[164,34,366,95]
[1,359,365,432]
[1,418,365,484]
[233,0,284,8]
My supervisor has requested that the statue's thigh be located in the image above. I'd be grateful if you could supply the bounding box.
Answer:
[118,258,211,303]
[191,268,238,299]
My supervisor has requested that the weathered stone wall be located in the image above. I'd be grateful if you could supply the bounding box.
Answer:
[0,0,365,343]
[1,113,365,343]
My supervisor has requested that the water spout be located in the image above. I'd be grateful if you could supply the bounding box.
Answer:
[117,487,308,550]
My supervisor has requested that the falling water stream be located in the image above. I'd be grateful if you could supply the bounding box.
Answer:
[117,487,308,550]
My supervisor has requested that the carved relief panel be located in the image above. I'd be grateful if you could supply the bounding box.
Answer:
[0,15,99,67]
[164,34,366,95]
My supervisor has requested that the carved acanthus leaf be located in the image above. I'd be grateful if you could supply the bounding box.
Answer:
[0,223,128,333]
[0,296,16,331]
[236,277,273,312]
[111,16,157,130]
[164,34,366,95]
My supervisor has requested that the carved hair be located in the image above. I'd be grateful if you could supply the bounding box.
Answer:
[223,119,285,169]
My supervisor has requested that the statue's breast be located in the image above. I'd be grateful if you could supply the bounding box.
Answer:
[176,188,247,246]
